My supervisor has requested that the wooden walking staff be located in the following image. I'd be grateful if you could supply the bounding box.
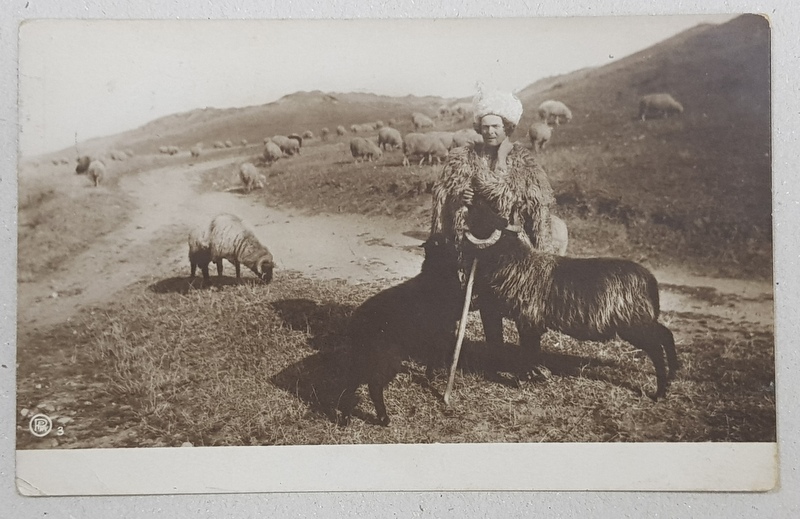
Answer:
[443,256,477,406]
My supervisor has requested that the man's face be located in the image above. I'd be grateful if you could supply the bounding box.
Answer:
[479,114,506,146]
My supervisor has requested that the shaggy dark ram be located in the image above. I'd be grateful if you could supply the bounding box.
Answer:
[465,218,678,399]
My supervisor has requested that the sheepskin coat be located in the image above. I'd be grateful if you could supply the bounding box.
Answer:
[431,140,555,280]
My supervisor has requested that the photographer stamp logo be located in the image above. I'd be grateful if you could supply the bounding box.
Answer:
[29,414,53,437]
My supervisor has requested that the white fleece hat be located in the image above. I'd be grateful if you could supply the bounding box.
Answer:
[472,85,524,126]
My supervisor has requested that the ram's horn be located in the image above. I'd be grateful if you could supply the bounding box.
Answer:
[464,229,502,249]
[256,256,273,274]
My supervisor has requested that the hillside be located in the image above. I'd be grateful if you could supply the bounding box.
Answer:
[89,91,454,156]
[514,14,771,276]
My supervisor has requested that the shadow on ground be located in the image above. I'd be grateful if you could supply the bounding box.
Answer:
[267,298,624,424]
[148,275,264,294]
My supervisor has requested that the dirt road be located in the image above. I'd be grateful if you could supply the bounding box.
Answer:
[17,157,774,333]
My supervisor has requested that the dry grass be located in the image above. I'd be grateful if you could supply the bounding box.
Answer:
[16,268,775,448]
[17,178,134,282]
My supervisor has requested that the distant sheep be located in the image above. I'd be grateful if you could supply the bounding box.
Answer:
[350,137,383,162]
[528,122,552,151]
[190,145,202,158]
[159,145,169,154]
[213,141,226,149]
[451,102,472,122]
[59,158,70,165]
[238,162,264,192]
[429,131,455,150]
[86,160,105,187]
[451,128,483,148]
[302,130,314,139]
[288,134,304,149]
[402,132,448,167]
[374,120,384,129]
[224,140,233,148]
[437,105,452,119]
[336,125,347,136]
[377,127,403,151]
[188,213,275,283]
[110,150,128,161]
[263,141,283,163]
[273,135,300,156]
[321,127,330,141]
[538,100,573,125]
[464,221,678,399]
[639,93,684,121]
[241,139,248,146]
[169,146,180,155]
[411,112,434,131]
[75,155,92,174]
[52,159,61,166]
[339,234,462,426]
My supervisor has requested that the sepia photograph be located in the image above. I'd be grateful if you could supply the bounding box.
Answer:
[12,13,778,495]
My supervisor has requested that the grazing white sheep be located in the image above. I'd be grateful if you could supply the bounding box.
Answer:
[450,102,472,122]
[263,141,283,164]
[639,93,684,121]
[429,131,455,150]
[188,213,275,283]
[302,130,314,139]
[241,139,248,146]
[213,141,226,149]
[350,137,383,162]
[451,128,483,148]
[238,162,262,192]
[320,127,330,141]
[402,132,448,166]
[190,145,202,158]
[538,100,573,125]
[377,127,403,151]
[336,125,347,136]
[528,122,552,151]
[87,160,105,187]
[411,112,434,131]
[224,140,233,148]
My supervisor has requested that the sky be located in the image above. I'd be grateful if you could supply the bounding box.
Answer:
[19,14,737,157]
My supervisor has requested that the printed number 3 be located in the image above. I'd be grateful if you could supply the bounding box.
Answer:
[56,427,64,436]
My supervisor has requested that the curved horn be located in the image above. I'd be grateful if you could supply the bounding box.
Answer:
[256,256,273,273]
[464,229,502,249]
